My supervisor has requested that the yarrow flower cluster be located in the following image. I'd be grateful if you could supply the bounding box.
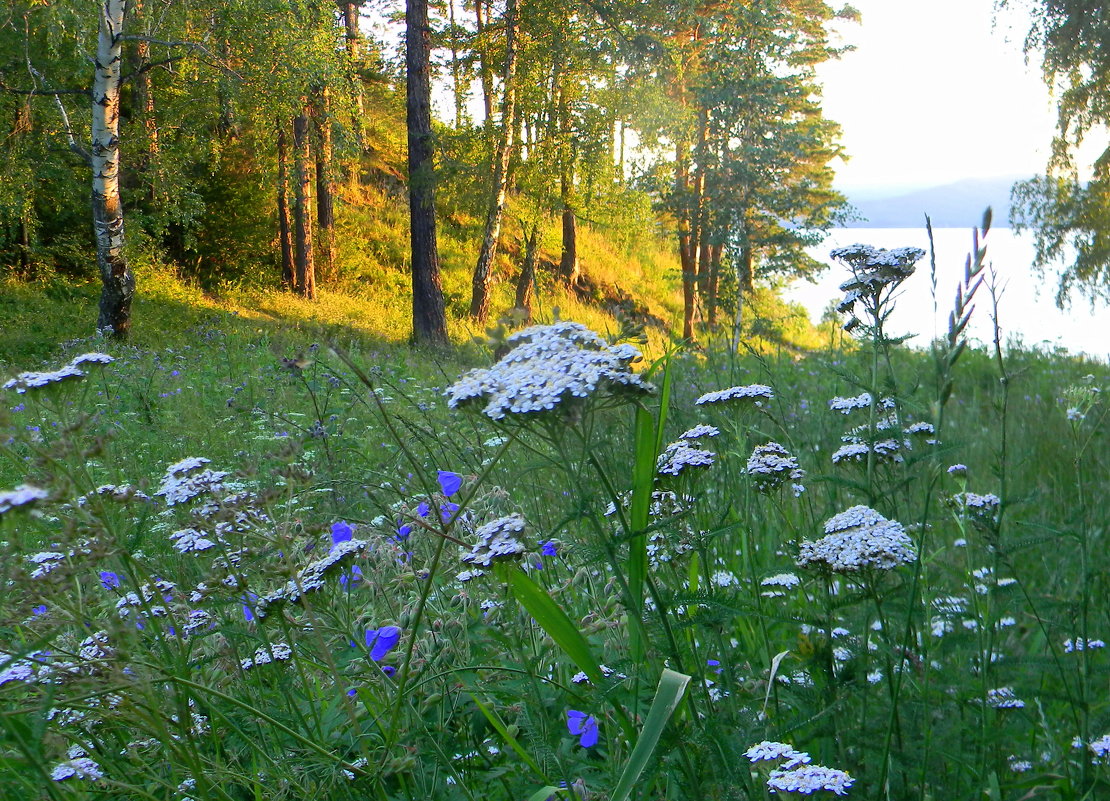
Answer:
[155,457,231,506]
[746,442,805,494]
[827,392,893,414]
[797,506,916,573]
[257,537,369,616]
[986,687,1025,709]
[240,642,293,670]
[830,243,925,331]
[679,423,720,440]
[3,352,113,394]
[0,484,49,515]
[460,514,527,567]
[657,440,715,476]
[695,383,774,406]
[603,490,698,566]
[445,321,653,421]
[950,492,1001,513]
[745,741,854,796]
[1063,637,1106,653]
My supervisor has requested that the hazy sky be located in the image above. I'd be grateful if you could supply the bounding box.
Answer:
[819,0,1062,195]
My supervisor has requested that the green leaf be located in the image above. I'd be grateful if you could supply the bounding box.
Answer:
[506,568,603,684]
[610,668,691,801]
[526,787,563,801]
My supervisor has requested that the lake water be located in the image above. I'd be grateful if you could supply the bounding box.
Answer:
[788,227,1110,360]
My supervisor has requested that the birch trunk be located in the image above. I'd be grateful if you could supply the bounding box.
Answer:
[293,109,316,300]
[707,241,723,329]
[474,0,494,123]
[469,0,519,322]
[93,0,134,337]
[277,124,295,290]
[406,0,449,345]
[314,89,336,284]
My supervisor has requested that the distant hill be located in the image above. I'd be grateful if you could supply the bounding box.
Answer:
[844,176,1027,228]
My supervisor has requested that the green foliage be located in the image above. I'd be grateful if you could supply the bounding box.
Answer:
[1007,1,1110,303]
[0,263,1108,800]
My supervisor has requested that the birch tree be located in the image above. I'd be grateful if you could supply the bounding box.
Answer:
[92,0,134,336]
[469,0,521,322]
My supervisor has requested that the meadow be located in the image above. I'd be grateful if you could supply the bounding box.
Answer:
[0,239,1108,801]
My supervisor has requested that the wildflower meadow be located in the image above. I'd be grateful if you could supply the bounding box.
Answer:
[1,224,1108,801]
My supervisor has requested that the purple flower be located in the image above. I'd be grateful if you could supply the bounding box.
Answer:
[437,471,462,498]
[242,593,258,622]
[381,665,396,677]
[416,501,430,518]
[99,571,120,590]
[331,521,354,547]
[567,710,599,748]
[31,604,47,616]
[440,501,459,522]
[541,540,558,557]
[339,564,363,588]
[394,523,412,543]
[365,625,401,661]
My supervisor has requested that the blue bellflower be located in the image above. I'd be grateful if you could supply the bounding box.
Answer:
[566,710,599,748]
[365,625,401,662]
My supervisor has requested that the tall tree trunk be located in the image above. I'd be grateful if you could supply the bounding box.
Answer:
[515,224,539,321]
[293,109,316,300]
[277,124,295,290]
[675,143,696,342]
[692,106,709,309]
[731,239,753,351]
[707,241,723,329]
[340,1,361,59]
[407,0,449,345]
[93,0,134,337]
[314,88,336,284]
[341,1,365,119]
[129,0,158,189]
[448,0,465,127]
[469,0,520,322]
[474,0,494,123]
[558,86,579,286]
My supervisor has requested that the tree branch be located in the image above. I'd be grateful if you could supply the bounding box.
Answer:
[25,61,91,166]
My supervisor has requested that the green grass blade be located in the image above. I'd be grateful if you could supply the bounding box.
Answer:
[468,693,545,779]
[610,668,691,801]
[506,568,603,685]
[627,404,656,661]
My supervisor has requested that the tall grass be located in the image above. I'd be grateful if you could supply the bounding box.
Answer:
[1,224,1107,801]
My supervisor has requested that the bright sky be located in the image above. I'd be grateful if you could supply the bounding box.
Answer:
[819,0,1065,196]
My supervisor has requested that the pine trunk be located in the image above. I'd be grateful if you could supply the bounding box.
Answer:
[277,124,295,290]
[515,225,539,321]
[675,144,696,342]
[293,109,316,300]
[558,87,579,286]
[314,89,336,284]
[469,0,520,322]
[406,0,449,345]
[93,0,134,337]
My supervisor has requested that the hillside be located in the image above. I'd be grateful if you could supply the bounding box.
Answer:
[844,176,1025,228]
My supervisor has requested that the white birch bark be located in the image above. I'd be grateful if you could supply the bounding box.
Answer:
[92,0,134,336]
[468,0,519,322]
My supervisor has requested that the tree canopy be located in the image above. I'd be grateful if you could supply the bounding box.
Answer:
[1007,1,1110,305]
